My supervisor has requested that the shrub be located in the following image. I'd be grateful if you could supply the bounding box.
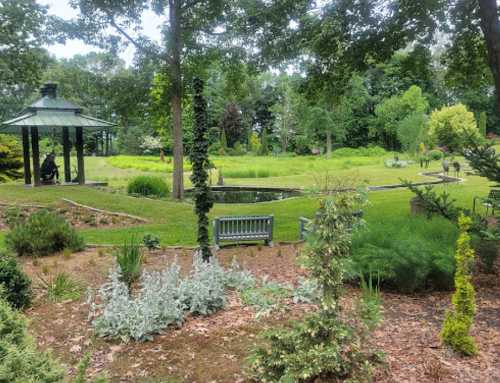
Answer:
[142,233,161,250]
[5,209,85,257]
[441,214,477,356]
[351,216,457,293]
[428,149,443,160]
[246,313,377,382]
[114,239,143,288]
[0,298,64,382]
[0,253,31,309]
[126,175,169,198]
[0,134,23,183]
[428,104,479,152]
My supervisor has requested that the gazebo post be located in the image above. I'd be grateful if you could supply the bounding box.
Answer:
[21,127,32,185]
[30,126,41,186]
[62,127,71,183]
[75,126,85,185]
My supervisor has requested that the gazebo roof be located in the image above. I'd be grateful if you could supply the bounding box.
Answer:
[0,82,114,133]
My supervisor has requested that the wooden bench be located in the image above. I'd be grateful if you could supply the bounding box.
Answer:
[299,210,364,240]
[473,189,500,216]
[213,215,274,249]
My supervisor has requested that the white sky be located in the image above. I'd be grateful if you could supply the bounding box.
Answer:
[39,0,164,65]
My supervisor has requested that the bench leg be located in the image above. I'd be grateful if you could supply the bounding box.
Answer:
[265,240,273,247]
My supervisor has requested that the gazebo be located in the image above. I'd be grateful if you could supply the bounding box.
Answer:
[0,82,114,186]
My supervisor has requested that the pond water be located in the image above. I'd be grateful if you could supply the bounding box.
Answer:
[186,187,302,204]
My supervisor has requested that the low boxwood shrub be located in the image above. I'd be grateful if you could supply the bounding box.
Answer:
[0,252,31,309]
[5,209,85,257]
[350,216,458,293]
[126,175,169,198]
[0,298,64,382]
[428,149,443,160]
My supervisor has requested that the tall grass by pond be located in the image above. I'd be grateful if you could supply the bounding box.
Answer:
[107,147,391,179]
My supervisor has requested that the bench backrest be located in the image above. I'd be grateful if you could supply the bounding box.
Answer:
[213,215,273,242]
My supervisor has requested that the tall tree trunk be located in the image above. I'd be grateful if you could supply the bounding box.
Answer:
[326,130,332,158]
[478,0,500,117]
[170,0,184,200]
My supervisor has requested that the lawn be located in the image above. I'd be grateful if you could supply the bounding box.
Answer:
[0,152,494,247]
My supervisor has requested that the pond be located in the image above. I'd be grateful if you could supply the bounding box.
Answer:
[186,186,302,204]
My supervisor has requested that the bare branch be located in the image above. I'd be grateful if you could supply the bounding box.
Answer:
[105,11,173,65]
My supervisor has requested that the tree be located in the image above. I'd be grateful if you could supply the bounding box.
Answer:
[463,139,500,185]
[428,104,480,152]
[219,102,244,148]
[0,135,23,183]
[375,86,429,151]
[190,78,214,261]
[69,0,238,200]
[302,104,345,158]
[441,214,477,356]
[0,0,55,122]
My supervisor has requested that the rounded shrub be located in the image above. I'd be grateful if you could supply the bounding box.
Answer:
[127,175,169,198]
[5,209,85,257]
[428,149,443,160]
[0,253,31,309]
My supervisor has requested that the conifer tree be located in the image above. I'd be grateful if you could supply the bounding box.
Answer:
[441,214,477,355]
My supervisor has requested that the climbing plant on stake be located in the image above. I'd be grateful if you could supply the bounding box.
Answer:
[190,78,214,261]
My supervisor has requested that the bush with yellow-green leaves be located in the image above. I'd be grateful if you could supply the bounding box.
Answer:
[440,214,477,356]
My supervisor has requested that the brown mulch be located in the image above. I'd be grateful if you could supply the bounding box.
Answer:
[20,244,500,383]
[0,201,143,231]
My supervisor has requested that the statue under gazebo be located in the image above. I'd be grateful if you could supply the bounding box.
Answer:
[0,82,114,187]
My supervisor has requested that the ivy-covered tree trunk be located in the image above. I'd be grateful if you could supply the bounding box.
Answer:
[190,78,214,261]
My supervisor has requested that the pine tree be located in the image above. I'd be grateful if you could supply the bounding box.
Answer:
[190,78,214,261]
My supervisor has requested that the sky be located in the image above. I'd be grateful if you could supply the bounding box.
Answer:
[38,0,164,65]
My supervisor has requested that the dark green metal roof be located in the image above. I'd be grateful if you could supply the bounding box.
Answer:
[0,82,115,133]
[27,97,83,112]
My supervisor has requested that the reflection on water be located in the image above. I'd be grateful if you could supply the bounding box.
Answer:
[186,187,301,204]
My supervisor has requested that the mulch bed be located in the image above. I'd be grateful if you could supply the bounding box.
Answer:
[0,201,144,231]
[20,244,500,383]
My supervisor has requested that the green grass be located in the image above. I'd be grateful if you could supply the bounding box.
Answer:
[0,151,494,247]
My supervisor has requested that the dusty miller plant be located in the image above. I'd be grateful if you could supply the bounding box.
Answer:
[88,254,256,342]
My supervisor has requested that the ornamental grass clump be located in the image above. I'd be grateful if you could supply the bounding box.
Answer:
[441,214,478,356]
[247,192,382,382]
